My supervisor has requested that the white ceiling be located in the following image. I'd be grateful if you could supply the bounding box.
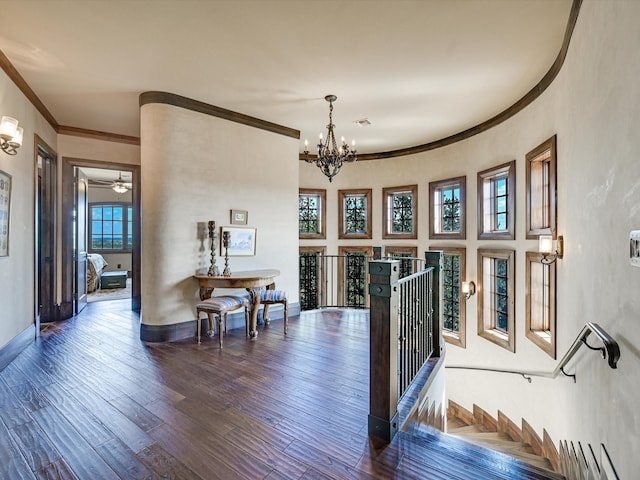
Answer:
[0,0,573,155]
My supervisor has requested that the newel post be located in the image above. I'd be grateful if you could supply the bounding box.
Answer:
[425,251,444,357]
[368,259,399,442]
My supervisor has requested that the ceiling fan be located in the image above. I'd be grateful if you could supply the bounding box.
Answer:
[88,171,133,193]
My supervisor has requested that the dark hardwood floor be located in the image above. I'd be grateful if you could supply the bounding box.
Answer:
[0,300,562,479]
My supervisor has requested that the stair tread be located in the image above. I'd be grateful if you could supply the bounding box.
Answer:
[402,429,565,479]
[450,431,557,472]
[448,424,491,434]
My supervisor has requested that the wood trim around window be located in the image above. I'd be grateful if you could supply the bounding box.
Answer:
[477,248,515,352]
[525,251,556,358]
[382,184,418,240]
[338,189,372,239]
[477,160,516,240]
[430,246,467,348]
[429,175,466,240]
[526,135,557,239]
[299,188,326,240]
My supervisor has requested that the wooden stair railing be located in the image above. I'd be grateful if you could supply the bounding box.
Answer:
[446,322,620,383]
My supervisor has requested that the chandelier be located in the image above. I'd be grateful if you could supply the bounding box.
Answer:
[303,95,357,182]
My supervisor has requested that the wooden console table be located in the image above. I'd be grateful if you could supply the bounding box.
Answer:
[193,269,280,338]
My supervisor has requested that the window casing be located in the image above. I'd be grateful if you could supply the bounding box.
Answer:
[383,185,417,239]
[526,135,557,239]
[477,248,515,352]
[89,202,133,252]
[299,189,326,239]
[339,189,372,239]
[525,252,556,358]
[477,161,515,240]
[429,176,466,239]
[431,246,466,348]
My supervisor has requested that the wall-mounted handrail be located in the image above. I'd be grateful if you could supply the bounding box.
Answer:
[447,322,620,383]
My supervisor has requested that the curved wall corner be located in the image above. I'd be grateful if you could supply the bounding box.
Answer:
[139,97,299,341]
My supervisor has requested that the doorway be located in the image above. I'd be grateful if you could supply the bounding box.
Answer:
[60,158,141,319]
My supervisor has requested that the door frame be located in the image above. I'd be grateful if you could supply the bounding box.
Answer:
[60,157,141,318]
[34,135,58,326]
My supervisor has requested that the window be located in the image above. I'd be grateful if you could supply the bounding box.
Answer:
[299,246,326,311]
[477,161,515,240]
[429,176,466,239]
[477,248,515,352]
[431,246,466,348]
[383,185,417,239]
[526,135,556,239]
[299,189,326,239]
[339,189,372,239]
[89,203,133,252]
[385,246,418,279]
[525,252,556,358]
[338,246,373,308]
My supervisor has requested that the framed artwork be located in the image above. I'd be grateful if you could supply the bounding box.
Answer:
[220,226,256,256]
[0,170,11,257]
[230,209,248,225]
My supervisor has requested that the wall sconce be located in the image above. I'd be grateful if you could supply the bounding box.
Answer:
[462,281,476,300]
[0,116,24,155]
[539,235,564,265]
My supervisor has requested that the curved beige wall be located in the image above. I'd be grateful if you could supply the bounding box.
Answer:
[140,102,299,327]
[301,1,639,476]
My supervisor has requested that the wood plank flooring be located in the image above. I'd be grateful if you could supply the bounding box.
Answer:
[0,299,562,479]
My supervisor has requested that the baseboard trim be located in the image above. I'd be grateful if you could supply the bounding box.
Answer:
[0,325,35,372]
[140,302,300,343]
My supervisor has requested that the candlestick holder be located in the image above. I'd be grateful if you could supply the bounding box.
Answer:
[207,221,221,276]
[222,231,231,276]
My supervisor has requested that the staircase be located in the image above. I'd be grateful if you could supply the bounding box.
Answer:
[445,400,561,477]
[400,397,565,479]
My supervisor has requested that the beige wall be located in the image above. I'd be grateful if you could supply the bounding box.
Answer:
[301,1,639,476]
[0,69,57,349]
[140,103,299,327]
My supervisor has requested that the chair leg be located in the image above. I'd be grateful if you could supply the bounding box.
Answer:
[218,313,225,348]
[284,300,288,335]
[197,311,202,344]
[244,304,250,337]
[207,313,215,337]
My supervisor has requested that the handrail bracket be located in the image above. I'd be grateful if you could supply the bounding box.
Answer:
[560,366,576,383]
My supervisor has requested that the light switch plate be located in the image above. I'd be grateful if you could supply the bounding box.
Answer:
[630,230,640,267]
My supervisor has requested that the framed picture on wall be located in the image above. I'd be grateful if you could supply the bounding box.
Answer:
[230,209,248,225]
[0,170,11,257]
[220,226,256,256]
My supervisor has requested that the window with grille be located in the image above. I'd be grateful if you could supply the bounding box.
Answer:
[338,246,372,308]
[478,248,515,352]
[89,203,133,252]
[477,161,515,240]
[299,246,326,311]
[526,135,557,239]
[431,246,466,348]
[385,246,418,279]
[339,189,372,239]
[526,252,556,358]
[430,176,466,239]
[299,189,326,239]
[383,185,417,239]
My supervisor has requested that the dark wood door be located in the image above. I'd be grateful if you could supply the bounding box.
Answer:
[36,146,56,323]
